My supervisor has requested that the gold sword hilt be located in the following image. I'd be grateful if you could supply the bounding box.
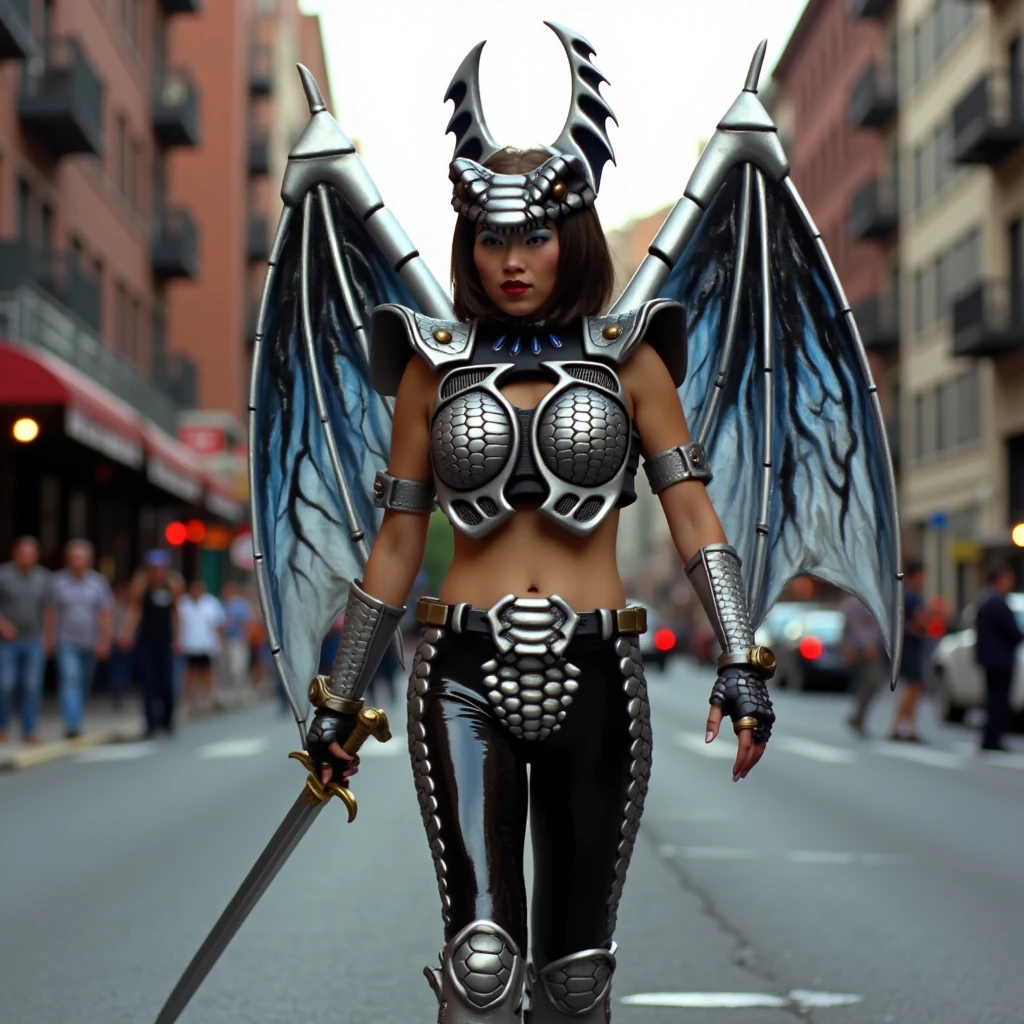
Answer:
[288,707,392,823]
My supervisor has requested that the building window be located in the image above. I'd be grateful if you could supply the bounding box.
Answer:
[17,178,31,240]
[912,22,925,86]
[40,203,53,252]
[957,367,981,444]
[114,114,127,198]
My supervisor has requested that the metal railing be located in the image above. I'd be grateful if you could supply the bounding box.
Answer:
[0,239,100,332]
[849,176,899,240]
[152,206,199,279]
[0,0,36,60]
[849,0,894,18]
[157,0,203,13]
[247,127,270,175]
[247,216,270,262]
[249,41,272,95]
[848,58,898,128]
[18,36,104,156]
[152,65,200,147]
[952,278,1024,356]
[852,291,900,350]
[153,350,197,409]
[952,69,1024,162]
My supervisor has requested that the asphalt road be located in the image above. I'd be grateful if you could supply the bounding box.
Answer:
[2,659,1023,1024]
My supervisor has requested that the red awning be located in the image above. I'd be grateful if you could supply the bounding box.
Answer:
[144,423,206,505]
[0,340,145,468]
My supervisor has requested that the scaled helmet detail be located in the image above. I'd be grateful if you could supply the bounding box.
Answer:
[445,21,617,233]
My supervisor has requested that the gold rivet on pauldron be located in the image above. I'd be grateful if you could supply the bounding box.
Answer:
[552,181,567,200]
[433,328,453,344]
[601,324,622,340]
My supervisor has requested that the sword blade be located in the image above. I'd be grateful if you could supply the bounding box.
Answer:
[154,792,325,1024]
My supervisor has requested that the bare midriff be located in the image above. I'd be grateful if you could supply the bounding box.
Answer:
[436,376,630,613]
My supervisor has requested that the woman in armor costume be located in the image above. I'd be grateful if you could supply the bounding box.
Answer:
[248,22,902,1024]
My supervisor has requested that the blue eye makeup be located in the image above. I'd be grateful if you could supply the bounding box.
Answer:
[477,231,506,248]
[524,229,555,247]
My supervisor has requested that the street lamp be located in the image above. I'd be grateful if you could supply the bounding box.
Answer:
[12,418,39,443]
[1012,523,1024,548]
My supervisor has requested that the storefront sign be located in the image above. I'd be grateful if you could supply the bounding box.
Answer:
[148,456,203,503]
[179,424,227,455]
[65,406,144,468]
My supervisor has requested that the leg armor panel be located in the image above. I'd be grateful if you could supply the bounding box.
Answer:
[529,946,617,1023]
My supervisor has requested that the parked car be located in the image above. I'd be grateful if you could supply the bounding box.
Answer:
[627,600,686,672]
[930,592,1024,724]
[773,608,851,691]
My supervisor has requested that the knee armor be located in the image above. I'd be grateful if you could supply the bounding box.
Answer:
[425,920,526,1024]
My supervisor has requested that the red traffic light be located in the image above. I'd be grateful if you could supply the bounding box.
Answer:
[185,519,206,544]
[165,522,188,546]
[653,627,676,652]
[799,636,823,660]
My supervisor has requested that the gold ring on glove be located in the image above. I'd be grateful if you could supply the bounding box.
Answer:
[733,716,759,735]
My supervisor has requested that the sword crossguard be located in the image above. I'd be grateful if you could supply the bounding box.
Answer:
[288,707,392,823]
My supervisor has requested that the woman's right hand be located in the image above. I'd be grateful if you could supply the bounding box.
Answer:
[306,709,361,786]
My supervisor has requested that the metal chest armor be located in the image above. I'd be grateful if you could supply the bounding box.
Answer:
[370,299,686,539]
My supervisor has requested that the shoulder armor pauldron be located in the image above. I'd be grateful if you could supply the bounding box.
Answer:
[584,298,687,386]
[370,304,477,395]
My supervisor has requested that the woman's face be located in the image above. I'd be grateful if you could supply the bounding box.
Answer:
[472,225,560,319]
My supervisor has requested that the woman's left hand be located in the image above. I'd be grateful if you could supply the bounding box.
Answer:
[703,667,774,782]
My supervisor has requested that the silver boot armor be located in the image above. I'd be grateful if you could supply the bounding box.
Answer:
[529,946,617,1023]
[425,920,527,1024]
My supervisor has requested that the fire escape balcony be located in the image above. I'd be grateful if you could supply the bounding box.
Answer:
[153,350,197,409]
[0,239,101,332]
[247,216,270,263]
[952,279,1024,358]
[848,59,898,130]
[249,42,272,96]
[157,0,203,14]
[849,0,895,18]
[852,292,899,352]
[849,177,899,242]
[152,66,200,148]
[151,207,199,280]
[0,0,36,60]
[18,36,104,157]
[248,128,269,176]
[952,70,1024,166]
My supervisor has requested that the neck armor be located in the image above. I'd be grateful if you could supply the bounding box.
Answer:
[445,21,616,233]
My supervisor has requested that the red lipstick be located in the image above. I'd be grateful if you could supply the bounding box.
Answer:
[501,280,530,296]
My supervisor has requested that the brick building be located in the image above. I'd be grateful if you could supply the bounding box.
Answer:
[0,0,332,584]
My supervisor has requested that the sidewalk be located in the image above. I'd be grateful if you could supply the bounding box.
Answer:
[0,684,273,771]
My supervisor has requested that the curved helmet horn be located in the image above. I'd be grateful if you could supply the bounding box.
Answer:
[445,40,502,164]
[544,21,617,192]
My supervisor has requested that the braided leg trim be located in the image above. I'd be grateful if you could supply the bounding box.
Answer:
[408,627,450,930]
[605,636,652,937]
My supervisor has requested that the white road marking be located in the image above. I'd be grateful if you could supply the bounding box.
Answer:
[677,846,759,860]
[76,742,158,763]
[622,990,863,1010]
[675,733,734,758]
[871,743,966,769]
[772,736,856,764]
[785,850,858,865]
[662,846,911,867]
[197,737,270,759]
[656,808,733,822]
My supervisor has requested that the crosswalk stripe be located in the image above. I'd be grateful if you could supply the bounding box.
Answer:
[197,738,270,759]
[870,743,966,769]
[772,737,856,764]
[76,742,157,763]
[674,733,734,758]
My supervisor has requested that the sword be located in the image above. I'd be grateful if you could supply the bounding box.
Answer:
[153,707,392,1024]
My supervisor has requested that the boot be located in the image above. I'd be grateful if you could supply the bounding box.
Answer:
[528,946,616,1023]
[424,920,526,1023]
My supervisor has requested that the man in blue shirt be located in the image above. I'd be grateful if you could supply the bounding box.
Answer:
[974,563,1023,752]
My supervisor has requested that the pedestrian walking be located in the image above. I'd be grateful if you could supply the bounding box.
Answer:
[974,563,1023,752]
[0,536,52,743]
[177,579,225,711]
[221,583,254,698]
[43,540,114,739]
[108,582,135,711]
[841,593,884,738]
[124,551,182,736]
[889,560,929,742]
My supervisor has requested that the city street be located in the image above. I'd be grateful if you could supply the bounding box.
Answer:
[2,657,1022,1024]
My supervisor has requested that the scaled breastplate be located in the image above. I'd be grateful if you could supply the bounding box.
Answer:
[370,299,686,539]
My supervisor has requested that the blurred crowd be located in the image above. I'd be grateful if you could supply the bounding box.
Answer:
[0,535,283,743]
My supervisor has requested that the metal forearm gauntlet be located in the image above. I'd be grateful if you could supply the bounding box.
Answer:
[685,544,775,678]
[308,580,405,713]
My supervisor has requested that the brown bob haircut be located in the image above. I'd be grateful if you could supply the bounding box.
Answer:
[450,148,616,325]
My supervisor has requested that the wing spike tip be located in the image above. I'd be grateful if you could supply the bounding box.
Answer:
[745,40,768,92]
[297,64,327,114]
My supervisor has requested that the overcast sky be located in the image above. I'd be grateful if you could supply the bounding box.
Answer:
[296,0,809,286]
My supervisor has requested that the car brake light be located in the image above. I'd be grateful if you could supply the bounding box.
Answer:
[654,628,676,652]
[799,636,823,660]
[926,619,945,639]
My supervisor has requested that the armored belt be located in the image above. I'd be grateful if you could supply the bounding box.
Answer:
[416,597,646,639]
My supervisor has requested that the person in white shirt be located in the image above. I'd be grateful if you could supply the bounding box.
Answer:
[177,578,225,710]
